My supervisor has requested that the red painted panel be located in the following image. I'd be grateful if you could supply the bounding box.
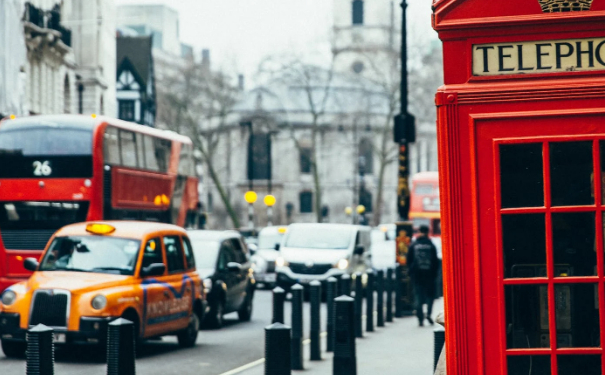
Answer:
[111,168,174,210]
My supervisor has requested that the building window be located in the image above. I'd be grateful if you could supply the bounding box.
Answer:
[300,147,312,174]
[359,138,373,174]
[63,75,71,114]
[300,191,313,213]
[352,0,364,25]
[248,132,271,180]
[119,100,135,121]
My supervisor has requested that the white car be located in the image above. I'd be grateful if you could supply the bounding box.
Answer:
[250,226,286,288]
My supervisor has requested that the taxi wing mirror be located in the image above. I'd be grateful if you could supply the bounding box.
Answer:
[227,262,242,273]
[354,245,364,256]
[24,258,39,272]
[141,263,166,277]
[274,243,280,251]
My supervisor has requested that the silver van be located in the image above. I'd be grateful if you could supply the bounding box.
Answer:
[275,223,372,290]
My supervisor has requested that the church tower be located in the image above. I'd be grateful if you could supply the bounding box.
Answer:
[332,0,401,83]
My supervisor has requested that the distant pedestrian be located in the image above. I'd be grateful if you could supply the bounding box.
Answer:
[407,225,439,326]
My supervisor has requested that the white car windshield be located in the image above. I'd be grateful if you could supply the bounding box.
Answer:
[283,226,352,250]
[39,236,141,275]
[258,234,283,250]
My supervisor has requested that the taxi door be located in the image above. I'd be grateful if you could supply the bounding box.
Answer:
[230,238,249,308]
[140,237,169,338]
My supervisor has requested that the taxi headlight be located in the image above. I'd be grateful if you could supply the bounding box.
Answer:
[203,278,212,294]
[336,259,349,270]
[1,290,16,306]
[91,295,107,310]
[275,256,288,268]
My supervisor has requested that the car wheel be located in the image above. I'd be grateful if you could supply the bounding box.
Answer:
[177,312,199,348]
[204,300,224,329]
[238,293,253,322]
[1,340,26,358]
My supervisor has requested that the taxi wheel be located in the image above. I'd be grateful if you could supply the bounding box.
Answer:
[177,313,199,348]
[238,294,253,322]
[1,340,26,358]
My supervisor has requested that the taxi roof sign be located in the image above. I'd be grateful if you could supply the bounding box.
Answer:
[86,223,116,235]
[277,226,287,234]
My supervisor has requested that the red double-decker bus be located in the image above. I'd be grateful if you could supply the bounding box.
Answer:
[0,114,199,292]
[409,171,441,237]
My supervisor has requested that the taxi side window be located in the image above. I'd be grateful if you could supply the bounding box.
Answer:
[217,241,234,271]
[142,237,163,268]
[230,239,247,263]
[182,236,195,270]
[164,236,186,273]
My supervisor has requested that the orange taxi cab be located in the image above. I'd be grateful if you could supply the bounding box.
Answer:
[0,221,205,357]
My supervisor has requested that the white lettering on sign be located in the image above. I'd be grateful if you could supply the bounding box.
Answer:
[146,295,191,318]
[472,37,605,76]
[33,160,52,176]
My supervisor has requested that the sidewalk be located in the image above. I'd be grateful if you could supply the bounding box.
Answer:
[240,298,444,375]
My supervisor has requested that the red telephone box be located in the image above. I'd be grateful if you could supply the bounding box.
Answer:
[433,1,605,374]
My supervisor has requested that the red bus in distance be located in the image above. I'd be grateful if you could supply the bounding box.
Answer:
[410,171,441,237]
[0,115,199,292]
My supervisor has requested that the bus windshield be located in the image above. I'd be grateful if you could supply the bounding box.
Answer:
[0,127,93,178]
[39,236,141,275]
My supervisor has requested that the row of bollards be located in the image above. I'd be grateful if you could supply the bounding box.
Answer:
[25,318,136,375]
[265,267,400,374]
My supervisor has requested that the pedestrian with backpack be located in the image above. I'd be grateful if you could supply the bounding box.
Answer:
[407,224,439,326]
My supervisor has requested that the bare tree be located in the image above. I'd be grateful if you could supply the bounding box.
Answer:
[258,56,335,222]
[155,59,241,228]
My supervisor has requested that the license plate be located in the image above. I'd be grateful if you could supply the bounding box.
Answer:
[265,274,276,282]
[53,333,66,343]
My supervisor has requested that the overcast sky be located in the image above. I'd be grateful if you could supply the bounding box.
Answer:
[115,0,436,81]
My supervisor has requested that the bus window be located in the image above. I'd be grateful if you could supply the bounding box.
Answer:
[120,130,137,168]
[136,133,145,169]
[104,127,120,165]
[178,144,194,176]
[144,135,159,171]
[154,138,171,173]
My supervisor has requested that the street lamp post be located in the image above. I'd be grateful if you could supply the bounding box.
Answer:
[264,194,276,226]
[244,191,257,229]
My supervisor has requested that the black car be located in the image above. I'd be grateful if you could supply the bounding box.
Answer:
[188,230,255,328]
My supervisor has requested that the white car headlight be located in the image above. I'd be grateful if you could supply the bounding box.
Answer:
[336,259,349,270]
[203,278,213,294]
[91,294,107,310]
[275,256,288,268]
[1,290,17,306]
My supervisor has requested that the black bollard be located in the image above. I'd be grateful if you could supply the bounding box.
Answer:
[272,287,286,324]
[265,323,292,375]
[376,269,385,327]
[434,326,446,371]
[326,277,337,352]
[339,273,351,296]
[333,296,356,375]
[386,268,394,322]
[26,324,54,375]
[107,318,135,375]
[365,270,375,332]
[354,272,363,338]
[290,284,304,370]
[395,264,404,318]
[309,280,322,361]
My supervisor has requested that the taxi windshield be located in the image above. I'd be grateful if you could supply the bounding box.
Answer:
[40,236,141,275]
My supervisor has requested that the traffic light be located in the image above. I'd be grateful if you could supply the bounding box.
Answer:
[393,113,416,143]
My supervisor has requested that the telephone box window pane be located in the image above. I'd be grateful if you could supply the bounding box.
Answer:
[552,212,596,277]
[507,356,551,375]
[505,285,549,349]
[500,143,544,208]
[554,284,599,348]
[550,141,593,207]
[558,355,601,375]
[503,214,546,278]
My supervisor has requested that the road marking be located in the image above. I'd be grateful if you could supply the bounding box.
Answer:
[219,331,328,375]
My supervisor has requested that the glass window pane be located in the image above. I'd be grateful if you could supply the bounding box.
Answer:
[104,126,120,165]
[503,214,546,278]
[558,355,601,375]
[144,135,159,171]
[500,143,543,208]
[136,133,145,169]
[164,236,185,273]
[508,356,551,375]
[600,141,605,205]
[554,284,599,348]
[120,130,137,168]
[505,284,549,349]
[552,212,596,277]
[550,141,593,206]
